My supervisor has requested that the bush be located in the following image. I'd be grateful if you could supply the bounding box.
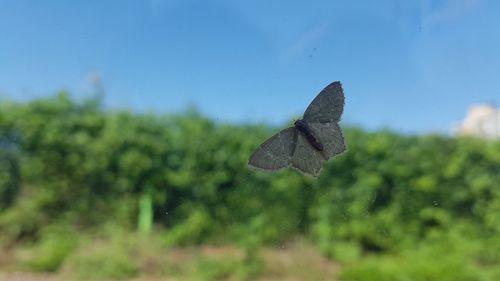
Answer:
[25,226,77,272]
[67,245,139,280]
[339,226,499,281]
[0,93,499,279]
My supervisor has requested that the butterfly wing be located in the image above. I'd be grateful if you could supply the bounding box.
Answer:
[248,127,298,171]
[303,81,344,123]
[249,81,346,177]
[291,133,325,177]
[309,122,346,159]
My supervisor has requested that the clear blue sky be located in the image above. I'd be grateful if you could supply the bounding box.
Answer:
[1,0,499,133]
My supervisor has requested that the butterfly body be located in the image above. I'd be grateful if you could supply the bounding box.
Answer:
[294,119,324,152]
[249,81,346,177]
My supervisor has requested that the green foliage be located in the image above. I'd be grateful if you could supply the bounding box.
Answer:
[69,250,139,280]
[0,150,20,211]
[340,255,481,281]
[162,208,212,246]
[64,230,140,280]
[192,257,240,281]
[339,227,498,281]
[234,251,265,281]
[0,101,21,211]
[24,226,78,272]
[310,130,500,258]
[0,93,499,279]
[182,251,263,281]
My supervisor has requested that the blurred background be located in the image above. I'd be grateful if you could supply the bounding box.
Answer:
[1,1,500,280]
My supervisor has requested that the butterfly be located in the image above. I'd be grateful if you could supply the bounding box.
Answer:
[248,81,346,177]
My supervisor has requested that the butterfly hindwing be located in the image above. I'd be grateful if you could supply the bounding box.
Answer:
[291,133,325,177]
[303,81,344,123]
[248,127,298,171]
[309,122,346,159]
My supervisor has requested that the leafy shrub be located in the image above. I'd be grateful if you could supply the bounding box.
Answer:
[25,226,77,272]
[68,247,139,280]
[339,226,498,281]
[162,208,212,246]
[0,93,499,279]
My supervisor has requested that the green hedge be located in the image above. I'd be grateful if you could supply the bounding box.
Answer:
[1,93,499,279]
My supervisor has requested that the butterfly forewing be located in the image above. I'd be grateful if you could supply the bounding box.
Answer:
[303,81,344,123]
[248,127,298,171]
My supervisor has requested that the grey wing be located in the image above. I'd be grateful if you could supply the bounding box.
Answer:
[291,133,325,177]
[303,81,344,123]
[248,127,298,171]
[309,122,347,159]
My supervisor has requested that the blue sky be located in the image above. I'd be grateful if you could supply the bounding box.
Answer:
[1,0,499,133]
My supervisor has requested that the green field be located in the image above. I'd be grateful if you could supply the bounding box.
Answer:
[1,93,499,280]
